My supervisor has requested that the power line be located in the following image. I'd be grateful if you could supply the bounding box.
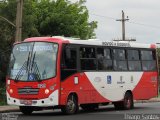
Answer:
[90,13,116,20]
[128,21,160,29]
[90,13,160,29]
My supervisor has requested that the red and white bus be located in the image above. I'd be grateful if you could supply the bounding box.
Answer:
[6,36,159,115]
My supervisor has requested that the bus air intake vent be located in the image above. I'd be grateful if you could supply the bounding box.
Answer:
[18,88,39,95]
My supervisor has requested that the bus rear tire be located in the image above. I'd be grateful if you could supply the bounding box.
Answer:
[114,92,134,110]
[123,92,134,110]
[19,106,33,115]
[61,95,78,115]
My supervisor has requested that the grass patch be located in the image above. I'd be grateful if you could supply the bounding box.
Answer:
[0,83,7,105]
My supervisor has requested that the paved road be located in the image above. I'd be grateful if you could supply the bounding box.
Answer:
[1,102,160,120]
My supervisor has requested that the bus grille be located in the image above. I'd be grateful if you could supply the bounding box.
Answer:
[18,88,39,95]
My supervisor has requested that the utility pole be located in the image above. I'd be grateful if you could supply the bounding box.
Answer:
[116,10,129,41]
[15,0,23,42]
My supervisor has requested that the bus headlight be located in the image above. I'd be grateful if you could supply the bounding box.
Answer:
[45,89,49,94]
[9,89,13,94]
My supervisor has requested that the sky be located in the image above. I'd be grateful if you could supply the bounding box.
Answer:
[79,0,160,44]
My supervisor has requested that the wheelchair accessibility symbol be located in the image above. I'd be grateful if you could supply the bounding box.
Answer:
[107,75,112,84]
[29,74,35,81]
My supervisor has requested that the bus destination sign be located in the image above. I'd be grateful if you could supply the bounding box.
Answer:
[102,42,131,47]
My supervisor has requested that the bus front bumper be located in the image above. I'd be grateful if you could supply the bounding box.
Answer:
[6,90,58,107]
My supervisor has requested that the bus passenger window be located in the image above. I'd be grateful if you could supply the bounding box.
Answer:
[127,50,141,71]
[127,50,139,60]
[141,50,155,60]
[113,49,126,60]
[141,50,156,71]
[80,47,97,70]
[80,47,95,58]
[114,60,128,71]
[97,48,113,70]
[81,59,97,70]
[113,49,128,71]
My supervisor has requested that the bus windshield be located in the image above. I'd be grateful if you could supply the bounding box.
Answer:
[8,42,58,81]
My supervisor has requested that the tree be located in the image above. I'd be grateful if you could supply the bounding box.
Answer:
[0,0,16,82]
[35,0,97,39]
[1,0,97,40]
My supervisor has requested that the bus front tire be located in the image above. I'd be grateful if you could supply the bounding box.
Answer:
[61,95,78,114]
[114,92,134,110]
[19,106,33,115]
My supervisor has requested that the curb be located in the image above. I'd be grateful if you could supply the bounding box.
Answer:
[134,98,160,103]
[0,106,19,113]
[0,109,19,113]
[0,99,160,113]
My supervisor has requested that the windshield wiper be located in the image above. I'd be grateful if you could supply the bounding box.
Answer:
[28,51,41,81]
[32,62,41,81]
[14,48,32,82]
[15,61,27,82]
[26,51,31,72]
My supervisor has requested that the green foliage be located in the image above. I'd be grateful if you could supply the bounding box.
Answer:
[0,83,6,105]
[0,1,15,83]
[0,0,97,39]
[33,0,97,39]
[0,0,97,43]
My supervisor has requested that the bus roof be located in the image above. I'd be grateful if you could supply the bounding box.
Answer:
[24,36,156,49]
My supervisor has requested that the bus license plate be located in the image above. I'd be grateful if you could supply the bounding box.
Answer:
[20,100,32,105]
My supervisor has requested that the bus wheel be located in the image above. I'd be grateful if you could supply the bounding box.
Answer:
[80,104,98,111]
[123,92,134,110]
[114,92,134,110]
[19,106,33,115]
[61,95,78,114]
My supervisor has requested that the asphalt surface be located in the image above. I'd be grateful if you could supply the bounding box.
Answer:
[1,102,160,120]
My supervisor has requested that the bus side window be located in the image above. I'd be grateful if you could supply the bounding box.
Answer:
[113,49,128,71]
[80,47,96,70]
[61,46,77,81]
[64,48,77,69]
[80,47,95,58]
[141,50,156,71]
[127,50,141,71]
[97,48,113,70]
